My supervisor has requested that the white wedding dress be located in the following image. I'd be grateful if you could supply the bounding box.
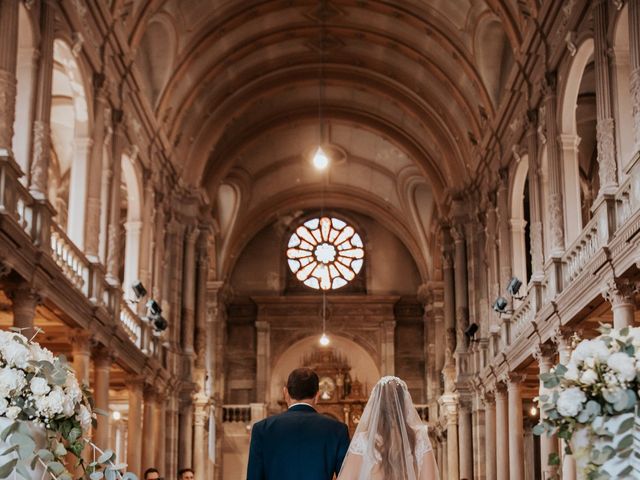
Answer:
[337,376,439,480]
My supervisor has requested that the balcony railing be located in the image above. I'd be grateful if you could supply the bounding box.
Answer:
[510,290,535,341]
[119,300,143,348]
[50,223,90,294]
[223,405,252,423]
[562,212,603,284]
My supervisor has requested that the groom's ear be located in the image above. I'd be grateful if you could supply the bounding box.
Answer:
[283,386,291,403]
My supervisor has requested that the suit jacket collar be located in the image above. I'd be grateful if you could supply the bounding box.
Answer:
[287,404,317,413]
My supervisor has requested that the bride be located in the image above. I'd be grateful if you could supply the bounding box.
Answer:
[338,376,439,480]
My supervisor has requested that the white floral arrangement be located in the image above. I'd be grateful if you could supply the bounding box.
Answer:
[0,329,136,480]
[534,325,640,479]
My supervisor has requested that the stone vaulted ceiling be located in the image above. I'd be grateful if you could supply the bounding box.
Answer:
[121,0,522,279]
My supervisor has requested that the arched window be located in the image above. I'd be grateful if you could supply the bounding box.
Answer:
[576,62,599,226]
[560,39,595,243]
[119,153,143,292]
[49,39,91,248]
[612,5,635,172]
[510,157,532,287]
[12,5,36,179]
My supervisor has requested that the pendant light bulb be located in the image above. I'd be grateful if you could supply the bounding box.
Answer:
[319,332,330,346]
[312,146,329,170]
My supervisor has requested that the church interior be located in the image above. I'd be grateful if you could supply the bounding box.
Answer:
[0,0,639,479]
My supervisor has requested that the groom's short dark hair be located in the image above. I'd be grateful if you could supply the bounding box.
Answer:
[287,368,319,400]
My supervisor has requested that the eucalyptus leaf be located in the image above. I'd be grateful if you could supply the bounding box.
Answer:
[0,458,18,479]
[532,424,545,436]
[0,445,18,457]
[97,450,114,464]
[36,449,54,462]
[617,434,634,450]
[15,463,31,480]
[105,468,117,480]
[122,473,139,480]
[89,472,104,480]
[0,422,17,442]
[618,416,635,435]
[555,364,568,376]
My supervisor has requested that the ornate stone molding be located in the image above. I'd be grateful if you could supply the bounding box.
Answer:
[596,117,618,190]
[0,70,17,153]
[631,68,640,149]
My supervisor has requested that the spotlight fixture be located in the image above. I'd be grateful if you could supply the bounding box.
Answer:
[464,323,479,340]
[492,296,508,313]
[319,333,330,346]
[131,281,147,301]
[529,405,538,417]
[312,146,329,170]
[112,411,121,421]
[146,299,162,317]
[507,277,524,299]
[152,315,168,332]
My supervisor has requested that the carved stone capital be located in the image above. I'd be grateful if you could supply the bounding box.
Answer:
[602,277,639,307]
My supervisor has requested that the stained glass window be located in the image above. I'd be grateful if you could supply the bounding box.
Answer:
[287,217,365,290]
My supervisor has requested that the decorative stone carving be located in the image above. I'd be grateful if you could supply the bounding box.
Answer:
[596,117,618,189]
[0,70,17,153]
[631,69,640,149]
[602,277,639,307]
[548,192,564,252]
[565,31,577,56]
[30,120,50,196]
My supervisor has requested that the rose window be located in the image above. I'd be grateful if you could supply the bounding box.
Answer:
[287,217,365,290]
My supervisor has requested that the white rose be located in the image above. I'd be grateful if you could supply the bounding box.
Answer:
[62,395,75,417]
[580,369,598,385]
[0,367,26,397]
[78,405,92,433]
[0,341,31,368]
[35,387,65,417]
[571,340,610,365]
[607,352,637,383]
[5,406,21,420]
[564,362,579,382]
[30,377,50,396]
[64,375,82,403]
[556,387,587,417]
[29,345,54,363]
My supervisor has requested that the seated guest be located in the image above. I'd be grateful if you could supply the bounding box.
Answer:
[143,468,161,480]
[178,468,194,480]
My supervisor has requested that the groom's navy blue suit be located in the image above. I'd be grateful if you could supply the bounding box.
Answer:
[247,404,350,480]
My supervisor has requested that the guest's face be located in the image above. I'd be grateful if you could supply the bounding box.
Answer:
[145,474,160,480]
[180,473,194,480]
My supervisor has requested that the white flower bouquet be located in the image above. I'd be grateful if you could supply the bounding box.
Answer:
[0,329,136,480]
[534,325,640,479]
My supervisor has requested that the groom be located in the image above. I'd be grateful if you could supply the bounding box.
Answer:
[247,367,350,480]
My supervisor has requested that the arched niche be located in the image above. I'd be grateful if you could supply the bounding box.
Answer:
[559,39,594,244]
[509,156,530,288]
[135,13,177,107]
[269,334,380,408]
[50,39,91,248]
[12,4,37,179]
[612,5,635,172]
[474,15,514,108]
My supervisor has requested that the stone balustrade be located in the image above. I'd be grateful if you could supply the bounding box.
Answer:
[222,405,252,423]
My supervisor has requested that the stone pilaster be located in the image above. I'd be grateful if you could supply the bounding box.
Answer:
[141,384,156,474]
[0,0,19,157]
[178,393,194,470]
[495,382,509,480]
[193,400,208,479]
[543,72,566,256]
[28,1,54,198]
[483,390,497,480]
[255,320,270,402]
[452,223,469,354]
[8,282,41,331]
[105,112,125,283]
[71,330,92,386]
[125,376,144,476]
[439,394,459,480]
[92,347,113,448]
[602,277,639,328]
[593,0,618,193]
[553,328,577,480]
[629,0,640,151]
[182,226,199,355]
[525,109,545,280]
[458,399,473,479]
[441,230,456,386]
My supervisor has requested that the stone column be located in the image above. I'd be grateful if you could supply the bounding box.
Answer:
[182,226,199,355]
[593,0,618,193]
[543,72,565,257]
[123,220,142,292]
[256,320,271,402]
[554,328,576,480]
[484,391,497,480]
[630,0,640,151]
[71,330,92,386]
[29,0,55,198]
[473,393,486,480]
[67,137,93,248]
[507,373,525,480]
[602,278,639,328]
[534,344,559,479]
[452,224,469,354]
[141,385,156,473]
[0,0,19,157]
[8,283,40,331]
[440,395,459,480]
[495,383,509,480]
[526,109,545,280]
[125,377,144,476]
[382,320,396,375]
[92,348,113,448]
[105,111,125,284]
[154,388,166,473]
[178,395,194,470]
[458,401,473,480]
[194,231,209,368]
[193,401,208,479]
[441,236,456,392]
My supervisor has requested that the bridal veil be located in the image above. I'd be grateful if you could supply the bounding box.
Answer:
[337,376,439,480]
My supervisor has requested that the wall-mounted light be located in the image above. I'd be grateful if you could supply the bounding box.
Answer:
[131,281,147,301]
[492,296,508,313]
[507,277,524,299]
[464,323,479,340]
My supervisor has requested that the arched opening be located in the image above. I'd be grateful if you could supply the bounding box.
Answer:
[560,39,595,243]
[120,154,143,292]
[576,61,599,226]
[12,4,36,179]
[613,5,635,171]
[49,39,91,247]
[510,156,531,288]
